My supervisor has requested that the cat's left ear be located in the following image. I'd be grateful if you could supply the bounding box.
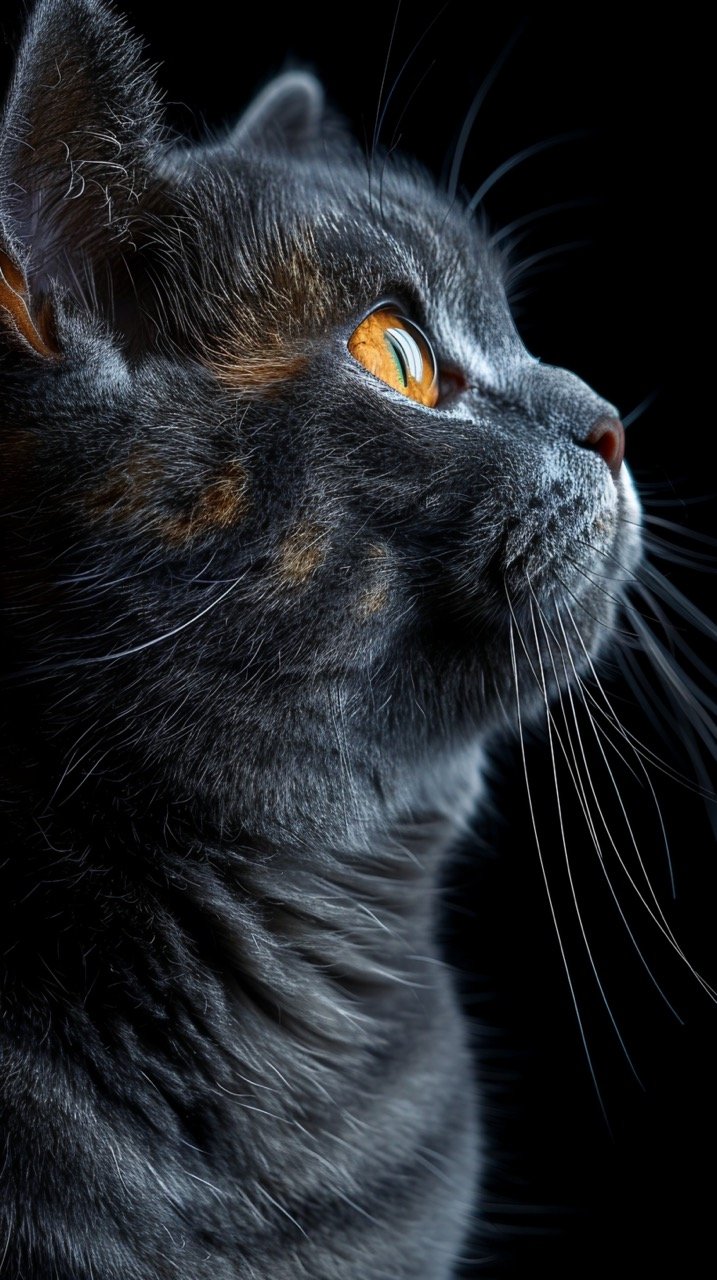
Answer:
[0,0,164,360]
[227,71,326,152]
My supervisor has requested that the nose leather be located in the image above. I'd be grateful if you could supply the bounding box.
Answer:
[584,415,625,482]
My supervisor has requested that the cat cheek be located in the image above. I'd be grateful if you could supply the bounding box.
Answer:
[158,466,252,545]
[84,455,251,546]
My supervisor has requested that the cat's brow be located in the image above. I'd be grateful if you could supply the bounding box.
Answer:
[199,238,331,393]
[205,349,307,393]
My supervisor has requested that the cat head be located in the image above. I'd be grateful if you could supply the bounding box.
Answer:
[0,0,641,832]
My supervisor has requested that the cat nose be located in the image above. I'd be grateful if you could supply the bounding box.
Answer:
[584,415,625,481]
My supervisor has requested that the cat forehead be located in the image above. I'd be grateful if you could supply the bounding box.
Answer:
[166,148,509,348]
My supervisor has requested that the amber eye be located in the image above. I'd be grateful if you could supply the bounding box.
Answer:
[348,306,438,407]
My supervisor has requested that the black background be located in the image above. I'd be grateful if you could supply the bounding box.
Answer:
[1,5,713,1276]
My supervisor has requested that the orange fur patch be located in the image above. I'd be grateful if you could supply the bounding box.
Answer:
[85,453,250,544]
[277,522,325,585]
[357,542,392,617]
[159,462,250,544]
[358,583,390,616]
[202,234,330,393]
[207,351,307,393]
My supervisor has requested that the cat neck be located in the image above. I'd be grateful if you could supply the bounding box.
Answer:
[0,738,485,1046]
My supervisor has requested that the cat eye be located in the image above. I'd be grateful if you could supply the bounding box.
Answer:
[348,306,438,408]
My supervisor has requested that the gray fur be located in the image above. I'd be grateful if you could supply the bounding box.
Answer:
[0,2,641,1276]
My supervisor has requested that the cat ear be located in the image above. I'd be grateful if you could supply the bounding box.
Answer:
[228,71,326,151]
[0,0,164,357]
[0,222,57,358]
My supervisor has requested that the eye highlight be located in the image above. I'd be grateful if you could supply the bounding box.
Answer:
[348,307,438,407]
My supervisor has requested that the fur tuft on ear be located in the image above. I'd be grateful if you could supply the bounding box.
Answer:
[0,0,165,337]
[228,71,326,152]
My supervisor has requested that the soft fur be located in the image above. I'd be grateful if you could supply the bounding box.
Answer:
[0,3,640,1277]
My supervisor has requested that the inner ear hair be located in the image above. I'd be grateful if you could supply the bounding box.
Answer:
[0,246,58,359]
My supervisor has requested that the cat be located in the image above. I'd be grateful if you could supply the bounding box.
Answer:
[0,1,647,1277]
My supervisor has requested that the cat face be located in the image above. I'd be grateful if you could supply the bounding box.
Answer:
[0,1,640,820]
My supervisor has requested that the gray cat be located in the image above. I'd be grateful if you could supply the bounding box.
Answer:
[1,2,644,1277]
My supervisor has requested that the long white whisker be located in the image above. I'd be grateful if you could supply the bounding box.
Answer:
[628,613,717,758]
[446,25,525,202]
[377,4,449,219]
[577,649,710,799]
[640,562,717,643]
[642,514,717,550]
[617,643,717,840]
[465,131,587,218]
[564,605,717,1002]
[633,581,717,698]
[551,607,682,1020]
[553,569,638,640]
[567,606,684,893]
[529,595,643,1085]
[23,569,252,670]
[507,597,609,1125]
[565,597,709,796]
[368,0,403,217]
[487,198,594,248]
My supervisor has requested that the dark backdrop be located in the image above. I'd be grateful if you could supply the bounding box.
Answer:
[1,5,713,1276]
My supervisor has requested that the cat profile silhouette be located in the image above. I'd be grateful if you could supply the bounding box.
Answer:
[1,3,710,1278]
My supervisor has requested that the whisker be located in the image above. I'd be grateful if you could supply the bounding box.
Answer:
[553,569,637,640]
[487,198,595,248]
[446,24,526,203]
[377,4,449,219]
[529,593,645,1083]
[622,390,660,429]
[566,598,707,808]
[563,606,717,1000]
[504,241,591,292]
[639,535,717,572]
[588,648,713,801]
[633,581,717,695]
[550,604,682,1021]
[384,56,437,159]
[16,567,252,672]
[563,554,633,616]
[507,594,610,1125]
[628,612,717,754]
[617,630,717,833]
[368,0,403,216]
[642,514,717,550]
[465,131,589,218]
[643,492,715,509]
[640,562,717,642]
